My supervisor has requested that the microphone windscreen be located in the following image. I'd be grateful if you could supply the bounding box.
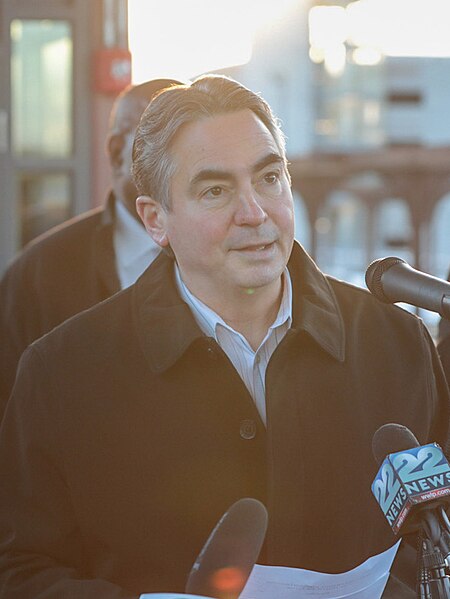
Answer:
[185,498,268,599]
[372,423,420,466]
[365,257,406,303]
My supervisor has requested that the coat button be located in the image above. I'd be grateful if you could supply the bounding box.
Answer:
[240,419,256,440]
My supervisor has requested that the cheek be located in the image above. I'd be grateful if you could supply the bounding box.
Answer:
[185,215,228,246]
[168,216,223,257]
[271,198,294,227]
[285,203,296,227]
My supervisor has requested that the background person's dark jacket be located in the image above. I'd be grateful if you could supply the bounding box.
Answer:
[0,242,448,598]
[0,194,120,418]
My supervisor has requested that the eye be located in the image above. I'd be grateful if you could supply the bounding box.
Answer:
[203,186,223,199]
[263,171,280,184]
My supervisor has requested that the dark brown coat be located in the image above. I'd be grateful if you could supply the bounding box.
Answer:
[0,243,448,597]
[0,195,120,417]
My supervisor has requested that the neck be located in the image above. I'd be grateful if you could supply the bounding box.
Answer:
[205,280,284,351]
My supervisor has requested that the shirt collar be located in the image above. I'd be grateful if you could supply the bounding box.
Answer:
[113,198,161,288]
[174,264,293,344]
[134,242,345,374]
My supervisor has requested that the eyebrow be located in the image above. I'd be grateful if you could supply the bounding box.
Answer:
[253,152,285,173]
[189,152,284,190]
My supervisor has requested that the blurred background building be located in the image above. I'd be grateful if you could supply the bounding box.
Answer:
[1,0,449,333]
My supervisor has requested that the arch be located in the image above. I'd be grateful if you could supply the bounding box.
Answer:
[374,198,414,265]
[315,189,368,287]
[429,193,450,279]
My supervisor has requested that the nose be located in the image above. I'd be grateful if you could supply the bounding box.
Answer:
[234,188,267,227]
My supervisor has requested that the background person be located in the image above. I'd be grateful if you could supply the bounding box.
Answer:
[0,78,181,419]
[0,75,448,598]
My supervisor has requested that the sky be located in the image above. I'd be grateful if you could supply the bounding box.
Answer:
[128,0,298,83]
[128,0,450,84]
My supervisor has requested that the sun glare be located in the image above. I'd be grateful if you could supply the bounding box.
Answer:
[347,0,450,57]
[129,0,450,84]
[308,0,450,75]
[128,0,298,83]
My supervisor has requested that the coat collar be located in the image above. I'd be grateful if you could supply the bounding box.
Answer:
[93,192,121,296]
[134,242,345,373]
[288,242,345,362]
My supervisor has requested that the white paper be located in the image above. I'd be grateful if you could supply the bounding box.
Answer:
[140,594,215,598]
[240,541,401,599]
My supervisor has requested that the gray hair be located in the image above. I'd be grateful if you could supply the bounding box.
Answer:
[132,74,287,210]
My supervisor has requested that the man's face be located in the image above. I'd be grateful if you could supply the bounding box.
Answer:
[140,109,295,306]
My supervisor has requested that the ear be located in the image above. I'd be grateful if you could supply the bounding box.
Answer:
[107,133,125,170]
[136,195,170,247]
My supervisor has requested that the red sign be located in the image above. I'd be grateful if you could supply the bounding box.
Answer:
[94,47,132,94]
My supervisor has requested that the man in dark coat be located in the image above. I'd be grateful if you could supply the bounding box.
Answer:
[0,78,181,419]
[0,75,448,598]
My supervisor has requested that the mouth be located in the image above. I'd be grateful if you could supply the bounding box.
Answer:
[234,241,276,252]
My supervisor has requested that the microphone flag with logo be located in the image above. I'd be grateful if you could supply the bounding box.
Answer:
[371,426,450,535]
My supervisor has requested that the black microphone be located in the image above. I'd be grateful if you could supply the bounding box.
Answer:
[185,498,268,599]
[372,423,421,467]
[365,257,450,320]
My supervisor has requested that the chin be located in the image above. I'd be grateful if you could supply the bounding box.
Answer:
[236,271,283,292]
